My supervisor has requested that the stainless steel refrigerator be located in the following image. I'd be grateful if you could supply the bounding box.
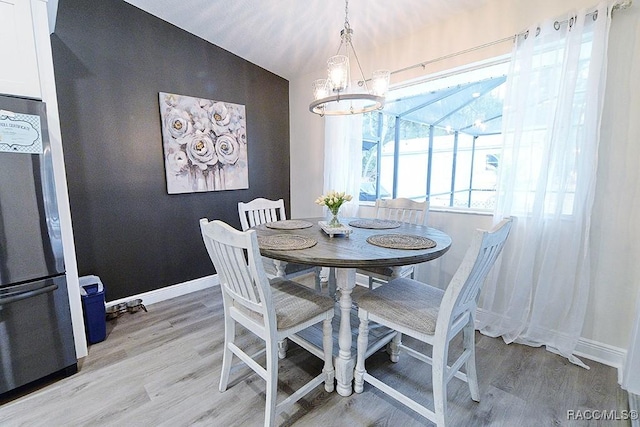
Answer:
[0,94,77,398]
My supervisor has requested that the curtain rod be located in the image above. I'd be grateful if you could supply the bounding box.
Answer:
[357,36,513,87]
[388,37,514,79]
[553,0,632,28]
[361,0,632,85]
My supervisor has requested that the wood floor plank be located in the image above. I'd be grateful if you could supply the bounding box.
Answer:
[0,281,628,426]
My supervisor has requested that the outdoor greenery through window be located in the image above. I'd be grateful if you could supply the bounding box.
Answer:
[360,59,509,210]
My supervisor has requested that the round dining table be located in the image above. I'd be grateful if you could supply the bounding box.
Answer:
[252,217,452,396]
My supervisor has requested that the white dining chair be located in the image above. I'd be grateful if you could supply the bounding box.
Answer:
[354,217,512,427]
[200,218,335,427]
[238,197,286,231]
[358,198,429,289]
[238,197,321,285]
[239,197,326,360]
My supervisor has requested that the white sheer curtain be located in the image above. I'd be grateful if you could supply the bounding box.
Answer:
[323,114,362,217]
[477,2,612,368]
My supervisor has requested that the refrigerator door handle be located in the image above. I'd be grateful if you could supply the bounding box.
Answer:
[0,282,59,305]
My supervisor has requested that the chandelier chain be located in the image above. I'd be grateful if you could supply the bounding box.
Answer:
[344,0,350,31]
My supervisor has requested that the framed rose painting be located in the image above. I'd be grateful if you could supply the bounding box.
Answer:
[159,92,248,194]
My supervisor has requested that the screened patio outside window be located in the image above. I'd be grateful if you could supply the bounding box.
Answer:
[361,64,508,211]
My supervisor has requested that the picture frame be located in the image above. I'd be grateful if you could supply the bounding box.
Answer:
[159,92,248,194]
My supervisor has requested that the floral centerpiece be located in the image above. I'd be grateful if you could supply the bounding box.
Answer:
[315,191,353,227]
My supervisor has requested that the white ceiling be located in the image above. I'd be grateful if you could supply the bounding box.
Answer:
[123,0,483,81]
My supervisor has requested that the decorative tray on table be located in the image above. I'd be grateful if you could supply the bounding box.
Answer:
[318,221,352,237]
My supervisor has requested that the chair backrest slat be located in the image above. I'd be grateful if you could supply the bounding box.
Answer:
[218,240,259,304]
[200,218,273,321]
[238,198,287,231]
[374,198,429,226]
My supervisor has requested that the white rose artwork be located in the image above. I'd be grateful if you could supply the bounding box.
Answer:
[159,92,248,194]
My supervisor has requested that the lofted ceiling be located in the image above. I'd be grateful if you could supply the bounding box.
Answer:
[123,0,485,81]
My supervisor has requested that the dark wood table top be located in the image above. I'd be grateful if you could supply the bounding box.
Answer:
[252,217,452,269]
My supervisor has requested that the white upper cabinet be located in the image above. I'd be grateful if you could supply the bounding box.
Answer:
[0,0,41,99]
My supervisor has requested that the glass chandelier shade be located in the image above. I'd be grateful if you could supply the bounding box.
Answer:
[313,79,330,100]
[328,55,349,92]
[371,69,391,96]
[309,0,390,116]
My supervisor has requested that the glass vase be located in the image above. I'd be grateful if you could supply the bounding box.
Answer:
[328,207,341,228]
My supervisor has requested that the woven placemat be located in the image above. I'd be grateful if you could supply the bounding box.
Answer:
[348,219,402,229]
[265,219,313,230]
[258,234,317,250]
[366,234,436,250]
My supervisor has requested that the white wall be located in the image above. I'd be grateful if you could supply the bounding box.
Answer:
[290,0,640,359]
[587,2,640,362]
[34,0,88,359]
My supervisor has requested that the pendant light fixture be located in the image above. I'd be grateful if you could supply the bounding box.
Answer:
[309,0,390,116]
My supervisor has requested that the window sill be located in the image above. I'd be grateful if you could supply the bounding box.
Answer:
[429,206,493,216]
[358,202,493,217]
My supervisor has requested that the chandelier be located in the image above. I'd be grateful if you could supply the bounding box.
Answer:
[309,0,390,116]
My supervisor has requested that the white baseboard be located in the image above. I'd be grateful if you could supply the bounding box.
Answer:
[574,337,626,382]
[105,272,367,308]
[106,274,219,308]
[106,271,362,308]
[476,308,627,375]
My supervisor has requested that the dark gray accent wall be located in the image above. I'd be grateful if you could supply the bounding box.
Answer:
[51,0,290,300]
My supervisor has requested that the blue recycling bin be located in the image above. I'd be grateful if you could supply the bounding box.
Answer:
[79,275,106,344]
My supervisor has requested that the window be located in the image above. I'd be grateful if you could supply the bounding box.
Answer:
[360,60,509,210]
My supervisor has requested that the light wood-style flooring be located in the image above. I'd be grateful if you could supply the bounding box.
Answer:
[0,278,629,426]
